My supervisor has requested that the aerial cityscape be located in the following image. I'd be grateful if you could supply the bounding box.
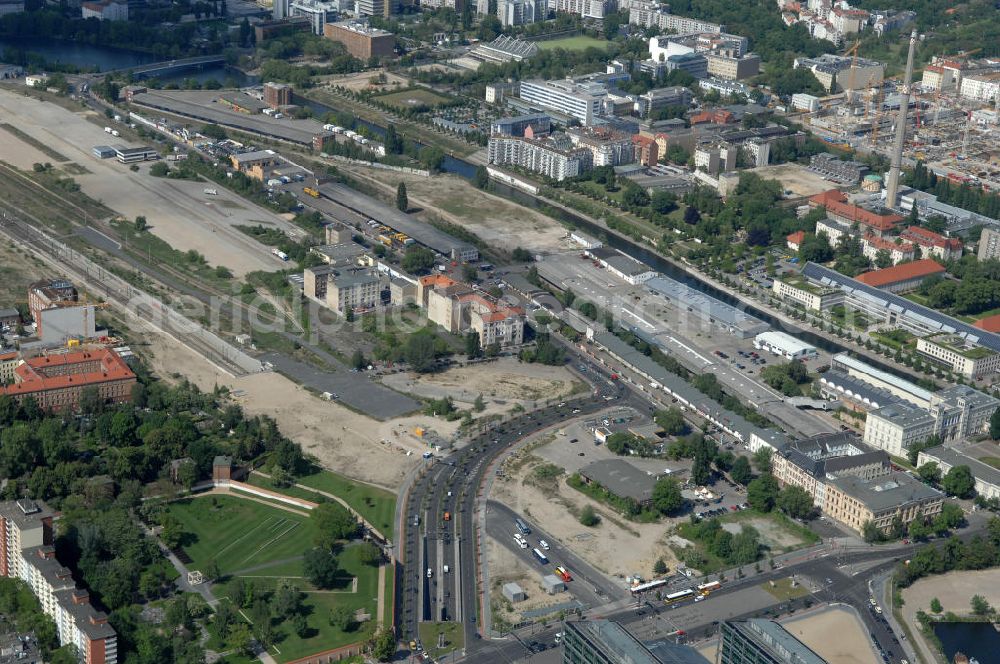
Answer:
[0,0,998,662]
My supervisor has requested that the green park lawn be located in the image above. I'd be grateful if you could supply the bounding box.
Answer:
[535,35,609,51]
[296,470,397,537]
[167,495,317,576]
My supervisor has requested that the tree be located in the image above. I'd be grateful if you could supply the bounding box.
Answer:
[652,477,685,516]
[473,165,489,190]
[371,627,397,662]
[511,247,533,262]
[653,558,667,574]
[465,331,482,358]
[861,520,881,543]
[396,182,408,212]
[930,597,942,613]
[311,503,359,548]
[917,462,942,484]
[683,206,701,225]
[149,162,169,177]
[776,486,815,520]
[798,233,834,263]
[201,123,227,140]
[941,465,975,498]
[358,541,382,567]
[653,407,687,436]
[272,581,303,619]
[350,349,366,370]
[329,605,357,632]
[579,505,600,527]
[404,331,438,373]
[731,456,753,486]
[971,594,991,616]
[747,474,780,512]
[991,407,1000,440]
[401,246,435,274]
[303,547,341,589]
[752,447,773,473]
[473,394,485,412]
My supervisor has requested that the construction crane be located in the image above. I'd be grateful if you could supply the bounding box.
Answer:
[843,39,862,106]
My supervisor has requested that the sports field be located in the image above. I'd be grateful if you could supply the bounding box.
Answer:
[376,88,452,110]
[167,496,316,576]
[535,35,609,51]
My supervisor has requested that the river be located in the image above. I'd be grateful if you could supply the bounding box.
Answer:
[0,36,255,86]
[933,621,999,662]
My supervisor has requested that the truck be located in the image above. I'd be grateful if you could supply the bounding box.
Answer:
[203,188,218,195]
[104,126,113,133]
[111,130,120,137]
[272,248,289,261]
[303,187,320,198]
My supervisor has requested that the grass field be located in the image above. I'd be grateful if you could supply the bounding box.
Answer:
[376,88,452,110]
[762,577,810,601]
[534,35,609,51]
[417,621,464,658]
[167,495,316,576]
[296,470,397,537]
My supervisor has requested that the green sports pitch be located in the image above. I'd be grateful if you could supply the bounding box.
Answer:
[534,35,610,51]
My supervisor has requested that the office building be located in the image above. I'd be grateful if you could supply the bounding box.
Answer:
[661,53,708,79]
[324,268,381,313]
[771,274,844,311]
[794,54,885,93]
[808,153,868,184]
[230,150,282,180]
[694,143,737,176]
[263,82,292,109]
[854,259,946,294]
[288,0,339,34]
[809,190,903,238]
[567,126,634,167]
[488,134,592,181]
[0,0,24,15]
[752,331,817,360]
[772,433,890,509]
[706,53,761,80]
[27,279,77,338]
[323,20,395,59]
[255,16,313,41]
[719,619,827,664]
[831,353,932,408]
[824,472,943,534]
[563,619,707,663]
[915,333,1000,380]
[417,275,524,347]
[648,32,748,61]
[491,113,551,137]
[354,0,391,18]
[959,71,1000,104]
[978,226,1000,261]
[518,78,607,125]
[635,86,692,118]
[497,0,545,26]
[0,500,117,664]
[860,234,915,265]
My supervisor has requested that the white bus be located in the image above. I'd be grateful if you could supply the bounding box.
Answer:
[630,579,669,595]
[532,548,549,565]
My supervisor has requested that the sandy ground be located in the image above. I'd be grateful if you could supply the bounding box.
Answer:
[721,517,807,550]
[316,70,410,93]
[486,536,569,623]
[381,359,584,413]
[491,446,680,580]
[751,163,838,197]
[901,567,1000,628]
[0,127,54,169]
[340,165,570,254]
[141,328,419,489]
[698,604,876,664]
[0,88,302,278]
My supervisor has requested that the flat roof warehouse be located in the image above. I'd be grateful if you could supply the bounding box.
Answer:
[645,275,769,338]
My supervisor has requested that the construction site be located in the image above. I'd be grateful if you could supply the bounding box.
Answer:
[794,34,1000,201]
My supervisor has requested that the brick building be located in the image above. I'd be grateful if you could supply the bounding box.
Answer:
[27,279,77,338]
[0,349,136,412]
[323,21,395,60]
[631,134,659,166]
[263,82,292,109]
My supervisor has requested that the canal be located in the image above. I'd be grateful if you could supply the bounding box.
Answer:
[933,621,998,663]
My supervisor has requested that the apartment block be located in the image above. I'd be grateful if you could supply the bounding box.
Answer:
[959,71,1000,104]
[326,268,382,313]
[632,135,658,167]
[27,279,77,338]
[517,79,606,125]
[496,0,545,26]
[771,274,844,311]
[899,226,963,261]
[977,226,1000,261]
[548,0,612,19]
[694,143,737,176]
[824,473,943,535]
[626,2,724,34]
[487,134,592,181]
[0,349,136,412]
[567,127,635,167]
[0,500,117,664]
[916,333,1000,380]
[418,275,524,347]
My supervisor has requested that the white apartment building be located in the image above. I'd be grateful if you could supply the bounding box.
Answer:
[959,72,1000,104]
[81,0,127,20]
[567,127,635,167]
[518,79,606,125]
[488,134,592,181]
[694,143,737,176]
[627,1,724,34]
[497,0,545,26]
[548,0,612,18]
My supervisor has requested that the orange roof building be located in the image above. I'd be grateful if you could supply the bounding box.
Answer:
[855,259,945,293]
[899,225,964,261]
[0,348,136,411]
[809,190,904,237]
[786,231,806,251]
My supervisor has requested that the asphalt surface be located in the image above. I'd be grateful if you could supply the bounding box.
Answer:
[397,354,632,656]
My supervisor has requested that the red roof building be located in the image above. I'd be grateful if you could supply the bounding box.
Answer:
[632,135,659,167]
[786,231,806,251]
[689,109,735,126]
[809,190,904,237]
[899,225,964,261]
[0,348,136,412]
[855,258,946,293]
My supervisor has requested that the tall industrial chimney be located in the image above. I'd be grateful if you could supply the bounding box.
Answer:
[885,29,919,208]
